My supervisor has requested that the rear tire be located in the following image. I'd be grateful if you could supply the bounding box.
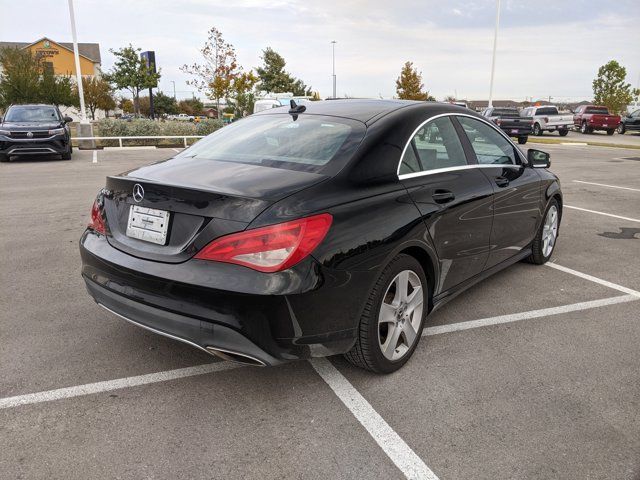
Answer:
[517,136,528,144]
[559,129,569,137]
[606,129,615,136]
[526,199,560,265]
[344,254,427,373]
[533,123,543,136]
[0,153,9,163]
[617,124,626,134]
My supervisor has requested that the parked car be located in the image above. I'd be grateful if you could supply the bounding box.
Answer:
[0,104,73,162]
[520,105,573,136]
[626,101,640,115]
[482,107,532,144]
[175,113,195,122]
[573,105,621,135]
[617,109,640,134]
[80,100,561,373]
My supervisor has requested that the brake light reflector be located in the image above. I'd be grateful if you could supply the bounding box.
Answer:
[88,199,106,235]
[195,213,333,272]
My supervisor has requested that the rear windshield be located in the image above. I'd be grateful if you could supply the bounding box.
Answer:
[585,107,609,114]
[5,105,60,122]
[180,114,365,172]
[492,108,519,116]
[535,107,559,115]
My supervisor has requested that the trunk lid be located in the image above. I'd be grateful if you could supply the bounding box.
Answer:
[102,157,328,263]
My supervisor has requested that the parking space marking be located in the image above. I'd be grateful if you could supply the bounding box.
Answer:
[92,151,97,164]
[172,148,182,153]
[546,263,640,297]
[0,362,240,410]
[573,180,640,192]
[310,358,439,480]
[422,295,636,336]
[564,205,640,223]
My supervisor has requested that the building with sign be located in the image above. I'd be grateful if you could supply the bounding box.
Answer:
[0,37,101,77]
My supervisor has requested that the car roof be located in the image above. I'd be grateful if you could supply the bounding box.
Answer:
[254,99,437,124]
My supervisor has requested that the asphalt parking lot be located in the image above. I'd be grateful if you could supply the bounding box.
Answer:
[1,144,639,480]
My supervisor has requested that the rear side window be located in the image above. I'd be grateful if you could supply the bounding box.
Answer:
[399,117,467,175]
[585,107,609,114]
[458,117,517,165]
[181,114,365,172]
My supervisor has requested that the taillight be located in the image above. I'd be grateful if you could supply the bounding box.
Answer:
[195,213,333,273]
[88,199,106,235]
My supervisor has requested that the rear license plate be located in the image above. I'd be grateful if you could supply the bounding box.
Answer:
[511,129,518,133]
[603,124,608,127]
[126,205,170,245]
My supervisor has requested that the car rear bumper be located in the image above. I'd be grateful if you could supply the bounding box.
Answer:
[79,230,360,365]
[499,126,532,136]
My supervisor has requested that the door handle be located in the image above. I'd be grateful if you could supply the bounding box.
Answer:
[495,176,510,188]
[432,189,455,204]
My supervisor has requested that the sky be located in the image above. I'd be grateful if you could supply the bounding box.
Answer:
[2,0,639,102]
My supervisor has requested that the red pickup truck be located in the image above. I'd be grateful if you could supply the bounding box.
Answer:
[573,105,621,135]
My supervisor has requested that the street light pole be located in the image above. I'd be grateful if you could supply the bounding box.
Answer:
[331,40,337,99]
[171,81,176,100]
[67,0,86,123]
[488,0,501,108]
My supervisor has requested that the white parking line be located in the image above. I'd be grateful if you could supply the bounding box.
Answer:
[422,295,636,336]
[92,151,97,163]
[564,205,640,223]
[310,358,439,480]
[573,180,640,192]
[0,362,239,410]
[172,148,181,153]
[546,263,640,297]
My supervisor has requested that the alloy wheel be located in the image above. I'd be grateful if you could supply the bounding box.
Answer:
[542,205,558,257]
[378,270,424,361]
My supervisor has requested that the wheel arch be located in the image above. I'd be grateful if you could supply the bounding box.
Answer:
[397,245,437,314]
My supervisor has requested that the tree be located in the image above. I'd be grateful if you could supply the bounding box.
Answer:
[73,76,115,119]
[153,91,179,116]
[592,60,634,114]
[180,27,239,118]
[105,44,161,115]
[0,47,75,108]
[395,61,430,101]
[178,98,204,116]
[227,71,258,117]
[255,47,311,96]
[119,98,133,114]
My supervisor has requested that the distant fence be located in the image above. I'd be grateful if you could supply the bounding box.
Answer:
[70,135,206,148]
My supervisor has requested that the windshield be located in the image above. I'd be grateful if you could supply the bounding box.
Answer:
[5,106,60,122]
[180,114,365,173]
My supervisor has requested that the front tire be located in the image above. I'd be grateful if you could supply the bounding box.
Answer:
[580,121,591,134]
[0,153,9,163]
[617,123,626,134]
[61,144,72,160]
[518,136,528,144]
[527,199,560,265]
[345,254,427,373]
[606,129,615,136]
[559,129,569,137]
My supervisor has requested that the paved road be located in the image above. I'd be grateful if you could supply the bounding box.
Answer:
[528,129,640,148]
[1,145,639,479]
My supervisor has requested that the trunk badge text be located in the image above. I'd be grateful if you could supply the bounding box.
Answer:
[133,184,144,203]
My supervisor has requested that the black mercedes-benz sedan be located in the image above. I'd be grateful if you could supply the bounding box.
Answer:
[80,100,562,373]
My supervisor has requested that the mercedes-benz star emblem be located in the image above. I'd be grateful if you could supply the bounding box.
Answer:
[133,184,144,203]
[27,132,34,138]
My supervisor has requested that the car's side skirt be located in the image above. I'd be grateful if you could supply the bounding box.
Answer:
[430,247,533,314]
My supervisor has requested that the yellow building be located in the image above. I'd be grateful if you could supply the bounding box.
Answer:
[0,37,101,77]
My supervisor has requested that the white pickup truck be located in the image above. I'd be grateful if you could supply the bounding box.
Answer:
[520,105,573,136]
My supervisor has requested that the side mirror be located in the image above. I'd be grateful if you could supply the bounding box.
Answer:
[64,116,73,123]
[528,149,550,168]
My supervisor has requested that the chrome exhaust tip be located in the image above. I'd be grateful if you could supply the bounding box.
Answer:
[205,346,266,367]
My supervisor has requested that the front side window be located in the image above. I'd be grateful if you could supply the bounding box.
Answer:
[458,116,517,165]
[399,116,467,175]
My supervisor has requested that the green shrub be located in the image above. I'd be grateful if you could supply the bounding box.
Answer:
[92,118,225,147]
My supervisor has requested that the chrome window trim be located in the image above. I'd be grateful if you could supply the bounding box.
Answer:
[396,112,527,180]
